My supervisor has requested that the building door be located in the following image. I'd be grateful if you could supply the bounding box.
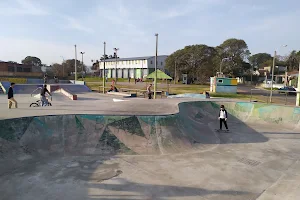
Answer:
[117,69,123,78]
[129,69,134,78]
[123,69,128,78]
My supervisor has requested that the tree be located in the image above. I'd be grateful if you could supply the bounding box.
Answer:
[217,38,250,77]
[63,59,87,76]
[249,53,272,70]
[91,60,99,70]
[100,54,109,61]
[165,44,218,83]
[22,56,42,67]
[51,63,64,77]
[7,61,18,64]
[286,50,300,71]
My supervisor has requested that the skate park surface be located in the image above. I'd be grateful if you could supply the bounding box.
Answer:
[0,90,300,200]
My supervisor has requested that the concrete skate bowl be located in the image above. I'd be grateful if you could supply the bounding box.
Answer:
[0,101,299,200]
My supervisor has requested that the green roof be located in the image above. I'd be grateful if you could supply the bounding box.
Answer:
[146,69,173,80]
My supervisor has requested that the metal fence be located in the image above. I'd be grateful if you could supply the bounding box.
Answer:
[250,89,299,105]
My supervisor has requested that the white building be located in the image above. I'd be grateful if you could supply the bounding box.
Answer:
[98,55,168,79]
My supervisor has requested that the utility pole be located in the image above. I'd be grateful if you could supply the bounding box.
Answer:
[74,45,77,83]
[154,33,158,99]
[113,48,119,82]
[174,60,177,84]
[269,50,276,103]
[270,45,287,103]
[80,52,85,81]
[103,42,106,94]
[60,56,65,78]
[296,62,300,106]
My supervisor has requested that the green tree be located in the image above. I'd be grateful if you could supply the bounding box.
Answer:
[249,53,272,69]
[286,50,300,71]
[63,59,86,76]
[165,44,218,83]
[217,38,250,77]
[21,56,42,66]
[51,63,64,77]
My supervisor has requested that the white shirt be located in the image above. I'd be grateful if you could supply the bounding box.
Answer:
[220,110,226,119]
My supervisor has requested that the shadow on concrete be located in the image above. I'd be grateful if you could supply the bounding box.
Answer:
[86,179,252,200]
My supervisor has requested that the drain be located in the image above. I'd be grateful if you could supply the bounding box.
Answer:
[237,157,261,167]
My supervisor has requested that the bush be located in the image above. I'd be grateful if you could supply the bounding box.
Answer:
[0,77,27,84]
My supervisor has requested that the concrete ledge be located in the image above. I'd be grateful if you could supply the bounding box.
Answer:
[56,88,77,100]
[107,92,137,97]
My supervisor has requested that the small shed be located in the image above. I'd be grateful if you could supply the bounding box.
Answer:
[210,77,237,93]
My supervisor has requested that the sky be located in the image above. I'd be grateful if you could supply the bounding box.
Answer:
[0,0,299,65]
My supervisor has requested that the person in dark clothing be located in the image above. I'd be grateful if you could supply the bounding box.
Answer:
[8,83,17,109]
[40,85,52,106]
[218,105,229,131]
[147,84,152,99]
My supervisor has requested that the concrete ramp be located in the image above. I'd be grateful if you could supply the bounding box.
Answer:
[1,101,300,200]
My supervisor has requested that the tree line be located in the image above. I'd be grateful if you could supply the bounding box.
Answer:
[165,38,300,83]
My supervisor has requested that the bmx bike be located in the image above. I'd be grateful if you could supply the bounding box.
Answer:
[29,96,52,107]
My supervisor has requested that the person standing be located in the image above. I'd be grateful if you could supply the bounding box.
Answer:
[8,83,17,109]
[40,85,52,106]
[218,105,229,131]
[147,84,152,99]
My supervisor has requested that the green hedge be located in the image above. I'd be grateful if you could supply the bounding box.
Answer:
[0,78,27,84]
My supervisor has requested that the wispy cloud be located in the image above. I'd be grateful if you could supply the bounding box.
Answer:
[0,0,49,16]
[63,16,95,34]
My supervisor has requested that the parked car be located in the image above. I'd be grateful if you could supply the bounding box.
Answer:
[278,86,296,95]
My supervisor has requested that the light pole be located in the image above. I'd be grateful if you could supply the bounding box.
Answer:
[60,56,65,78]
[154,33,158,99]
[269,45,287,103]
[80,52,85,81]
[296,62,300,106]
[174,60,177,84]
[103,42,106,94]
[74,45,77,83]
[113,48,119,82]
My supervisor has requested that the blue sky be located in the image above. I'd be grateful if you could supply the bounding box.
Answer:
[0,0,299,65]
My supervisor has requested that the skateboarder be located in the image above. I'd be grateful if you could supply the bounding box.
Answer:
[8,83,17,109]
[218,105,229,131]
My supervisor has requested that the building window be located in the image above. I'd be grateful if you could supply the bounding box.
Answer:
[161,62,163,65]
[151,61,153,64]
[8,66,14,72]
[137,60,140,64]
[144,60,146,64]
[17,67,23,72]
[23,68,31,72]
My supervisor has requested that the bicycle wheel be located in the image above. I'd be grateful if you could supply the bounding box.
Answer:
[30,103,39,107]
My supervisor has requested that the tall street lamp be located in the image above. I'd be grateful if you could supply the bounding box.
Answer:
[154,33,158,99]
[60,56,65,78]
[296,62,300,106]
[80,52,85,81]
[219,57,231,77]
[74,45,77,82]
[269,45,287,103]
[113,48,119,82]
[103,42,106,94]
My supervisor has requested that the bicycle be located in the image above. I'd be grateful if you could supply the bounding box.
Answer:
[29,96,52,107]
